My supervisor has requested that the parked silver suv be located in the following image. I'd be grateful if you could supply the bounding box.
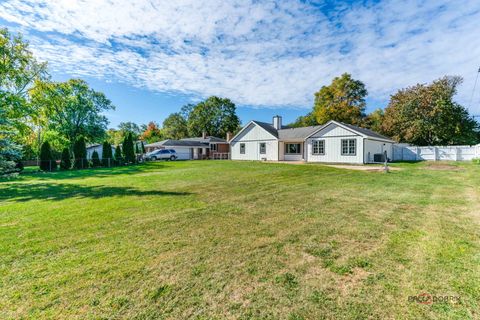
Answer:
[145,149,177,161]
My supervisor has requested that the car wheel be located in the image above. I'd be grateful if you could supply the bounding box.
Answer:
[151,156,157,161]
[170,155,176,161]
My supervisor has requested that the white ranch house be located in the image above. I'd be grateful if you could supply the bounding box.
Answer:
[230,116,395,164]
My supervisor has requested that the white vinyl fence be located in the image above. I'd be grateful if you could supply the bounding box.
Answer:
[393,144,480,161]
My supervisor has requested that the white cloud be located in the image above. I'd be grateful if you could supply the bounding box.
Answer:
[1,0,480,114]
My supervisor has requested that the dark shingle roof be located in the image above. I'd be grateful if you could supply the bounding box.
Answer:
[252,121,279,138]
[278,125,325,140]
[248,119,393,141]
[340,122,394,141]
[250,121,325,140]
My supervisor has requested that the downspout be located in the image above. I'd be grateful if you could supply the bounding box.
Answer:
[363,137,366,164]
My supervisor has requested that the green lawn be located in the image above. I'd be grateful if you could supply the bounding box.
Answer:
[1,161,479,319]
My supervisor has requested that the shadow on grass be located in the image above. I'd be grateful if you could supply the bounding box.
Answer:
[1,182,191,202]
[16,163,163,181]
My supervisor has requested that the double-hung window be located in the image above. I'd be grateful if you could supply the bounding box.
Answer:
[341,139,356,156]
[210,143,217,151]
[240,143,245,154]
[259,142,266,154]
[312,140,325,155]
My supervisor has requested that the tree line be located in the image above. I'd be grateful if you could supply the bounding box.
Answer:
[106,96,241,145]
[290,73,480,146]
[0,28,240,175]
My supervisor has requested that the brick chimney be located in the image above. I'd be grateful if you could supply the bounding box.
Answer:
[272,115,282,129]
[202,131,207,139]
[226,132,232,141]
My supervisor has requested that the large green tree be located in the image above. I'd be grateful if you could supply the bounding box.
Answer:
[118,122,141,140]
[0,28,47,174]
[186,97,240,138]
[363,108,385,134]
[382,76,479,145]
[163,113,188,139]
[29,79,114,147]
[289,113,317,128]
[313,73,367,125]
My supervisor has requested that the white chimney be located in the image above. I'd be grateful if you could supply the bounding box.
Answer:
[202,131,207,139]
[272,115,282,129]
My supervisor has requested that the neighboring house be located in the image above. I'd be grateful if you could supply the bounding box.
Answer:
[145,133,230,160]
[230,116,394,164]
[86,144,116,160]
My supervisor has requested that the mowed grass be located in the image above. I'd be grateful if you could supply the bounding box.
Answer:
[1,161,479,319]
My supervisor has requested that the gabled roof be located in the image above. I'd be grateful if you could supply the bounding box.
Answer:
[232,120,324,141]
[252,121,280,138]
[306,120,394,142]
[231,118,394,143]
[340,122,393,141]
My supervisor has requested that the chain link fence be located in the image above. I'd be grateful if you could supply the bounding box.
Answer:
[32,156,145,172]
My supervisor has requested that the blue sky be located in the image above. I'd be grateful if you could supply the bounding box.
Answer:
[1,0,480,128]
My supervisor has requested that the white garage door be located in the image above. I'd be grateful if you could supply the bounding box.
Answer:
[172,147,192,160]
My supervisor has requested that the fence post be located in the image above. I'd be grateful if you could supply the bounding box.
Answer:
[108,158,111,167]
[434,147,438,161]
[49,160,52,172]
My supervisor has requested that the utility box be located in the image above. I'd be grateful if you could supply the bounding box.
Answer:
[373,153,385,163]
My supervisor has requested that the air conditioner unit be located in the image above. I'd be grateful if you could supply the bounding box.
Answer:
[373,153,385,163]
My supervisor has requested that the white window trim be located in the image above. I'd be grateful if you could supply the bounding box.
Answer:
[312,140,325,155]
[259,142,266,154]
[341,139,356,156]
[240,143,245,154]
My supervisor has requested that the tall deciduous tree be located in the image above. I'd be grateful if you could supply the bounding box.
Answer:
[186,97,240,138]
[363,108,385,134]
[382,76,479,145]
[163,113,188,139]
[313,73,367,125]
[1,28,47,174]
[118,122,141,140]
[289,113,317,128]
[29,79,114,146]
